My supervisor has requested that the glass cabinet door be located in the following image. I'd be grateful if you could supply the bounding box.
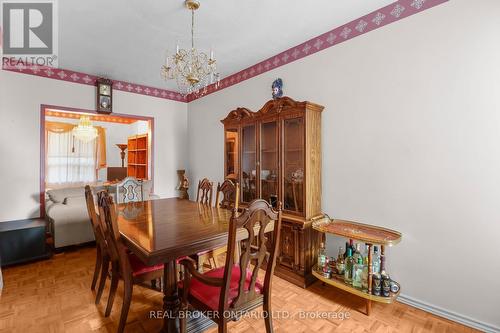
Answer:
[224,128,239,180]
[283,117,305,214]
[241,124,257,203]
[260,120,279,207]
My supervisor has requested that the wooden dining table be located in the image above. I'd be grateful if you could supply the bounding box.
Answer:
[115,197,270,333]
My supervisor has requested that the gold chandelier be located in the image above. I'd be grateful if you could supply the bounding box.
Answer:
[73,116,98,143]
[161,0,219,96]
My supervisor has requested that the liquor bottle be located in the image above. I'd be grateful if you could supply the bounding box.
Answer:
[322,257,332,278]
[343,242,349,258]
[380,246,386,274]
[318,242,326,269]
[352,257,363,289]
[361,256,370,292]
[329,256,336,274]
[381,272,391,297]
[344,247,354,284]
[353,243,363,264]
[372,246,381,274]
[336,246,345,275]
[349,239,355,253]
[372,273,381,296]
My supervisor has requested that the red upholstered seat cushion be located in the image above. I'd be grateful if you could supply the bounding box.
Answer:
[183,265,263,310]
[128,252,163,277]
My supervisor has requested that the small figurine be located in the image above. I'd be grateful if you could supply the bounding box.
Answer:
[271,78,283,99]
[176,170,190,200]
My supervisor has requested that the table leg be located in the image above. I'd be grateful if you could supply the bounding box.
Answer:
[366,300,372,316]
[160,260,216,333]
[161,260,180,333]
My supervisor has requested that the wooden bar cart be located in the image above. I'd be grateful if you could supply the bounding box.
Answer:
[312,218,402,315]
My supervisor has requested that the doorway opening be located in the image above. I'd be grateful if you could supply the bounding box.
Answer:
[39,104,154,217]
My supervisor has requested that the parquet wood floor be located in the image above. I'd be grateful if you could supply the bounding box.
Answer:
[0,247,477,333]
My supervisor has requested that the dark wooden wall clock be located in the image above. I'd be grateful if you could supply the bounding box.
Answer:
[97,78,113,113]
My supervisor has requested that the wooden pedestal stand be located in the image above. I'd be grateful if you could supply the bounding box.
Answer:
[115,144,128,167]
[312,218,402,316]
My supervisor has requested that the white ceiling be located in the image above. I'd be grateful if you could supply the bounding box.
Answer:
[59,0,396,91]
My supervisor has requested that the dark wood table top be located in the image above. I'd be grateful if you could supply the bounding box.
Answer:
[116,198,236,265]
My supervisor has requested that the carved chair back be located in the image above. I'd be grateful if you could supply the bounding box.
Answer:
[222,199,282,310]
[84,185,107,254]
[215,179,240,210]
[116,177,144,203]
[96,191,132,276]
[196,178,214,205]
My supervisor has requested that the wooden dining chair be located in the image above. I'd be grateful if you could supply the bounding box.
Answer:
[196,178,214,205]
[84,185,110,305]
[198,179,241,270]
[97,191,164,333]
[116,176,144,203]
[179,199,282,333]
[215,179,240,210]
[193,177,216,270]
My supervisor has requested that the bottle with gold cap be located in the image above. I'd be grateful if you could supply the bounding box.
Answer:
[336,246,345,275]
[344,247,354,284]
[361,256,370,292]
[317,242,326,269]
[352,257,364,289]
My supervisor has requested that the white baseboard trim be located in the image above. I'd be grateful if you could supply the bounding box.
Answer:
[398,294,500,333]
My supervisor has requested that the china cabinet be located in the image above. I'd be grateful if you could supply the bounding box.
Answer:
[221,96,324,287]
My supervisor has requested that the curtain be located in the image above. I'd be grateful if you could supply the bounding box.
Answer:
[45,122,75,133]
[45,121,107,185]
[46,130,97,184]
[96,127,107,169]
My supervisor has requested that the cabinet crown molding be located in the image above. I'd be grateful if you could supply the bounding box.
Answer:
[221,96,324,124]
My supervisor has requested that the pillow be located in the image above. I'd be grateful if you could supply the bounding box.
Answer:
[46,190,62,203]
[63,196,87,206]
[47,187,85,203]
